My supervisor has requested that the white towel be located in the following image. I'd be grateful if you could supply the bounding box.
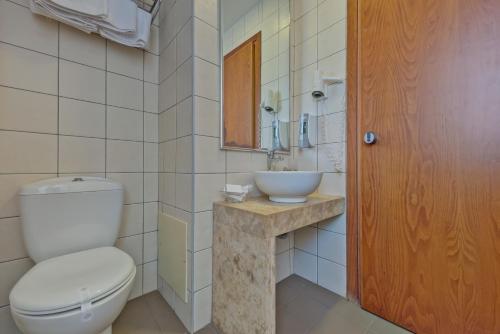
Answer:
[45,0,107,18]
[99,8,151,48]
[30,0,98,33]
[89,0,137,33]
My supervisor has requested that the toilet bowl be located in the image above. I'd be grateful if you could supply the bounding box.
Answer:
[9,177,134,334]
[10,247,135,334]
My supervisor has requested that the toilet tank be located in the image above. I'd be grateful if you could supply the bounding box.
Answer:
[19,177,124,263]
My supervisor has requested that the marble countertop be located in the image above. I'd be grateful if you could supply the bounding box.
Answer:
[214,194,345,238]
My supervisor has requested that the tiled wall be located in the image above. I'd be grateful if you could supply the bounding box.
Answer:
[291,0,347,297]
[156,0,346,332]
[0,0,160,331]
[157,0,200,332]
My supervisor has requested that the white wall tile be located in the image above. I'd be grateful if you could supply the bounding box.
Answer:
[318,0,346,32]
[194,18,219,64]
[194,0,218,28]
[143,231,158,263]
[193,248,212,290]
[0,131,57,173]
[144,52,159,84]
[175,136,193,173]
[107,42,143,80]
[129,264,143,299]
[318,258,346,296]
[159,74,177,112]
[276,250,292,282]
[59,60,105,103]
[318,230,346,265]
[107,73,143,111]
[293,0,317,18]
[318,142,345,173]
[0,1,58,56]
[59,24,106,69]
[194,136,225,173]
[116,234,143,265]
[144,83,159,114]
[177,19,193,67]
[194,174,224,212]
[193,211,213,252]
[59,98,105,138]
[0,258,33,307]
[176,97,193,137]
[294,36,317,70]
[0,86,57,134]
[177,58,193,102]
[145,143,159,173]
[294,7,317,44]
[107,107,143,141]
[144,113,159,143]
[144,173,159,202]
[0,174,55,218]
[293,249,317,283]
[193,57,219,100]
[143,261,158,294]
[294,226,318,255]
[193,97,219,137]
[119,204,144,237]
[0,306,21,334]
[0,217,27,262]
[317,172,345,196]
[108,173,143,204]
[318,213,346,234]
[107,140,143,173]
[193,285,212,332]
[175,173,193,212]
[59,136,105,173]
[0,43,57,94]
[159,107,177,141]
[318,19,346,60]
[159,39,176,82]
[144,202,158,232]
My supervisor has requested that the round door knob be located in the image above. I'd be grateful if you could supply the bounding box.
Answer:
[363,131,377,145]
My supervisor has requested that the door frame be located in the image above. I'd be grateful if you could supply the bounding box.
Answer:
[346,0,360,302]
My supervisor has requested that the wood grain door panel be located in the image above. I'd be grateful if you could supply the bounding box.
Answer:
[359,1,500,333]
[223,32,261,149]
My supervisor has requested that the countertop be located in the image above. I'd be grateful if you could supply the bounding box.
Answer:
[214,194,345,238]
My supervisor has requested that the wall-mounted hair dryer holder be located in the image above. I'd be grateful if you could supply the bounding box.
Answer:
[312,70,344,101]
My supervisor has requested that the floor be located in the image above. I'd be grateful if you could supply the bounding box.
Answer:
[113,275,411,334]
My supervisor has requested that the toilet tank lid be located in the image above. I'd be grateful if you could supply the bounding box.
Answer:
[19,177,123,195]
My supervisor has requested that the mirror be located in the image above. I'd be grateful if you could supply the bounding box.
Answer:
[220,0,291,152]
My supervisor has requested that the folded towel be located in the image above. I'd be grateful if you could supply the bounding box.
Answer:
[92,0,136,33]
[49,0,107,17]
[30,0,151,49]
[99,8,151,48]
[30,0,98,33]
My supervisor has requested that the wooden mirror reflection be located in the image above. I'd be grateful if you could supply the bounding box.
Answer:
[220,0,291,152]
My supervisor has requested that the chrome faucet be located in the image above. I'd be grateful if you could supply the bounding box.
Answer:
[267,149,284,171]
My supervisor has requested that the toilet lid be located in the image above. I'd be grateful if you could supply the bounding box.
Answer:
[10,247,135,315]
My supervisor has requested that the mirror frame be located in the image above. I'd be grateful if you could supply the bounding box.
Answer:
[219,0,292,154]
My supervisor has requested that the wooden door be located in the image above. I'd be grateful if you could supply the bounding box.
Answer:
[223,32,261,149]
[358,1,500,333]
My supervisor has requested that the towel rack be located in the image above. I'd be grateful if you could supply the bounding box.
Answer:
[135,0,162,22]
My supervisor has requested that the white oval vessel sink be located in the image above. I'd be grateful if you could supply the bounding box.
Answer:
[254,171,323,203]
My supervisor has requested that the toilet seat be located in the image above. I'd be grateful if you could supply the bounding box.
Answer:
[10,247,135,316]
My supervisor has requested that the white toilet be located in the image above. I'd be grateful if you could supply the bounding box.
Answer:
[9,177,136,334]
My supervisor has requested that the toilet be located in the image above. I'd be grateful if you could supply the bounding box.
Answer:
[9,177,136,334]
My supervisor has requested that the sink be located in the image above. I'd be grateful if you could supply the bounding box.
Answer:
[254,171,323,203]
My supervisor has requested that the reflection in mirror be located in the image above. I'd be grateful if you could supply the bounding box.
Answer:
[221,0,291,152]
